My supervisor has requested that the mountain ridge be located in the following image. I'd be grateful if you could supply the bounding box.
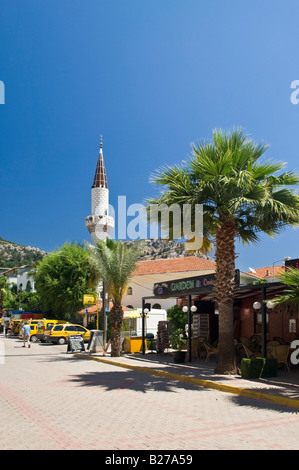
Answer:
[0,237,212,269]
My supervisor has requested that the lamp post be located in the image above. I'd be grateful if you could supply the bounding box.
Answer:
[141,298,149,355]
[272,256,291,281]
[253,290,275,357]
[102,281,107,349]
[183,297,197,362]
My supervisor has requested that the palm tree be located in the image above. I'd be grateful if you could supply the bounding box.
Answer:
[148,128,299,374]
[273,267,299,311]
[90,239,144,357]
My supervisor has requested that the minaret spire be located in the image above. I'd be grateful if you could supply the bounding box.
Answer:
[85,135,114,245]
[92,135,108,189]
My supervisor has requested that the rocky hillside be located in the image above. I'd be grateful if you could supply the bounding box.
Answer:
[0,238,47,268]
[0,237,212,269]
[124,239,212,261]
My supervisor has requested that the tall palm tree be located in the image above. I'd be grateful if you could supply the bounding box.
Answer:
[90,239,144,357]
[148,128,299,374]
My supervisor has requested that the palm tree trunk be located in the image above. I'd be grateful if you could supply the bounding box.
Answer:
[110,302,124,357]
[214,219,238,374]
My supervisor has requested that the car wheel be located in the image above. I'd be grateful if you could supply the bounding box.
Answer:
[58,337,66,345]
[31,335,38,343]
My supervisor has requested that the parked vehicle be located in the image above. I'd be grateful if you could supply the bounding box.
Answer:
[43,323,91,345]
[19,319,40,342]
[36,319,67,342]
[11,319,22,335]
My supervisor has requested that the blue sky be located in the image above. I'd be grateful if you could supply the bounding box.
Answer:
[0,0,299,273]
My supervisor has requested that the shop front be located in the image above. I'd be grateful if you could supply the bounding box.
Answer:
[140,269,297,361]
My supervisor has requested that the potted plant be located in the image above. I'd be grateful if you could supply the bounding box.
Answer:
[171,329,187,363]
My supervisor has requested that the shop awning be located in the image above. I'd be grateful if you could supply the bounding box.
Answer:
[123,310,141,319]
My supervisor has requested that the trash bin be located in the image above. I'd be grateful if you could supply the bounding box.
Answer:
[88,330,104,353]
[122,337,147,353]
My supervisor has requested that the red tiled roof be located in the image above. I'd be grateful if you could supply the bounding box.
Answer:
[78,302,128,315]
[133,256,216,276]
[246,265,285,279]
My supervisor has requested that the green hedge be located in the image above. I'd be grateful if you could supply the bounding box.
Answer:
[241,357,277,379]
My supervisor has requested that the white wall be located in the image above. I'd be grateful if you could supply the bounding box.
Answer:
[122,269,216,311]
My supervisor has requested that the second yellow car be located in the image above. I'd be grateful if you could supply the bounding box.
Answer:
[43,323,91,345]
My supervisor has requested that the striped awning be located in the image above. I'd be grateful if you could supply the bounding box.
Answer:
[123,310,141,319]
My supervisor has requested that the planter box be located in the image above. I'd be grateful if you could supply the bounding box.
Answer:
[241,357,277,379]
[174,351,186,363]
[146,339,156,350]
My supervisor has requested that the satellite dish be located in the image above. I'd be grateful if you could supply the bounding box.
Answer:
[249,267,257,274]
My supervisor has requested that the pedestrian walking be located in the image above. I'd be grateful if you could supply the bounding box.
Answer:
[4,320,10,337]
[22,321,31,348]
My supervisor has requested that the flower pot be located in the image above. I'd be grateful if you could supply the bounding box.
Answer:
[174,350,186,363]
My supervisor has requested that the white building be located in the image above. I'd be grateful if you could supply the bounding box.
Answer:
[0,265,35,293]
[122,256,217,311]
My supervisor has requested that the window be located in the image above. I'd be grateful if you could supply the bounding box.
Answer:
[65,325,76,331]
[152,304,161,309]
[127,287,133,295]
[54,325,63,331]
[75,326,86,332]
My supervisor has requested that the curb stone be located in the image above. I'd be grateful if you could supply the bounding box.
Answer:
[74,353,299,410]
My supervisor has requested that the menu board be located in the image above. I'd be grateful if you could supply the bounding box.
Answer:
[67,335,85,353]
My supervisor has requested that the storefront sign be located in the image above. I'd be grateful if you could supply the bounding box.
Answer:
[153,270,240,298]
[83,295,97,305]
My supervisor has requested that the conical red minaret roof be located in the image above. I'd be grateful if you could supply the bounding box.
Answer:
[92,136,108,189]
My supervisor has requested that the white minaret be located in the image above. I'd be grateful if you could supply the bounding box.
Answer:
[85,136,114,245]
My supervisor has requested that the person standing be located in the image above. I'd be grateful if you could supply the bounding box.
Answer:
[22,321,31,348]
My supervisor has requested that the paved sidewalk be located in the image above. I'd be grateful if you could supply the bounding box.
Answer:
[76,349,299,409]
[2,335,299,450]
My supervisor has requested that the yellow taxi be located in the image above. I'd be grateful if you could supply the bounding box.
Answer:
[43,323,91,345]
[19,319,41,342]
[11,319,22,335]
[36,319,67,342]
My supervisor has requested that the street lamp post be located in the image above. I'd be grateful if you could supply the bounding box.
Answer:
[102,281,107,349]
[183,296,197,362]
[141,298,149,355]
[253,287,275,358]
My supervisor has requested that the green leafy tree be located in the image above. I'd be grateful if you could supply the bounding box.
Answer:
[0,276,14,312]
[20,292,41,311]
[167,305,187,331]
[89,238,144,357]
[34,242,99,321]
[149,128,299,374]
